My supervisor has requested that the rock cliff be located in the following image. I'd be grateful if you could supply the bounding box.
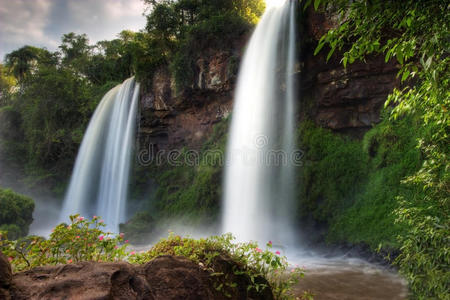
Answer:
[137,7,400,152]
[301,8,399,136]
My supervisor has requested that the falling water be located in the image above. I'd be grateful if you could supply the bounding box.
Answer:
[60,77,139,232]
[222,0,297,244]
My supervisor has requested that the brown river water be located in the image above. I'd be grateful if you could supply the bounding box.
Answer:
[291,257,408,300]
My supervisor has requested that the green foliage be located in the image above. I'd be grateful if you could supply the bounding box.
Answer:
[141,0,264,90]
[298,114,425,249]
[0,215,128,272]
[171,12,250,91]
[129,233,305,299]
[0,106,25,163]
[0,64,16,107]
[16,66,93,179]
[312,1,449,298]
[0,188,34,240]
[298,121,367,222]
[329,114,423,249]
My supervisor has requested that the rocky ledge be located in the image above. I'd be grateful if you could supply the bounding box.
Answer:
[0,252,272,300]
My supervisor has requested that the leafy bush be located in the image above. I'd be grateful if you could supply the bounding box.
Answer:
[0,188,34,239]
[129,233,306,299]
[0,215,128,272]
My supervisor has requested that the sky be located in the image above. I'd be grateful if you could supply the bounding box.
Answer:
[0,0,147,61]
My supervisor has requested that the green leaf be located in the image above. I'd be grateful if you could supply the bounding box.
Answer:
[397,50,404,64]
[342,56,348,68]
[402,70,410,82]
[425,56,433,70]
[303,0,313,10]
[326,47,336,61]
[406,18,412,27]
[314,40,326,56]
[385,50,392,63]
[314,0,321,10]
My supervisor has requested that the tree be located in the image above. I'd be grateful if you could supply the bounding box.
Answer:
[59,33,91,71]
[17,65,92,173]
[5,46,42,81]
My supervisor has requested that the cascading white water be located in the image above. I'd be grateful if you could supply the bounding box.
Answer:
[60,77,139,232]
[222,0,298,244]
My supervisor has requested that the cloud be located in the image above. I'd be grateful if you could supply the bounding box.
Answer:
[0,0,146,61]
[0,0,54,59]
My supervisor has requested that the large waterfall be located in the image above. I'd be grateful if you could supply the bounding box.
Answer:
[222,0,298,244]
[60,77,139,232]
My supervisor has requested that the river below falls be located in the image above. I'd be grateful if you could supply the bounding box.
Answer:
[291,256,408,300]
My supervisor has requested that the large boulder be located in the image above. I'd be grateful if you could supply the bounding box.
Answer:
[9,255,273,300]
[11,261,150,300]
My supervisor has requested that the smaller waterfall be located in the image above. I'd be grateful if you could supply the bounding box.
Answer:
[60,77,139,232]
[222,0,298,244]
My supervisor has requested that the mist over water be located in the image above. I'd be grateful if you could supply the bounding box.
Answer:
[222,0,298,245]
[60,77,139,232]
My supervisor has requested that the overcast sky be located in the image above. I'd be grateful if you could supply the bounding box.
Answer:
[0,0,147,61]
